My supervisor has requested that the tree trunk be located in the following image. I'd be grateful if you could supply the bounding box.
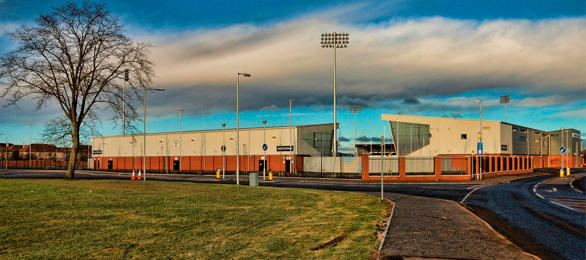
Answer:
[65,124,80,179]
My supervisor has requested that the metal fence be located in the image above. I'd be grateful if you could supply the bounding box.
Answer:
[368,157,399,177]
[440,157,467,175]
[303,156,361,173]
[405,157,434,175]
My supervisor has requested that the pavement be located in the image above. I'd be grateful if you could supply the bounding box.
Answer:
[1,168,583,259]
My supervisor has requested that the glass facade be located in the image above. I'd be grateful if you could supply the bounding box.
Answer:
[390,121,430,156]
[302,131,333,156]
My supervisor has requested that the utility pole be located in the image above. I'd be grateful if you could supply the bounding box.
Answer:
[179,109,184,172]
[289,99,293,174]
[350,106,362,156]
[29,124,32,168]
[222,123,226,180]
[262,120,267,180]
[236,72,252,185]
[475,100,483,180]
[122,69,127,135]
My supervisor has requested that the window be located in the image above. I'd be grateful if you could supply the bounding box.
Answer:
[461,134,467,140]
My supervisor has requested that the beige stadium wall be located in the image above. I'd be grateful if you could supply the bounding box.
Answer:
[382,114,504,156]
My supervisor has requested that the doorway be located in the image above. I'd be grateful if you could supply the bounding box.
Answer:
[173,160,179,171]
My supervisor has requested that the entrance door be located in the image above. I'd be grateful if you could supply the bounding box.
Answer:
[259,160,267,172]
[173,160,179,171]
[108,159,113,170]
[285,160,290,172]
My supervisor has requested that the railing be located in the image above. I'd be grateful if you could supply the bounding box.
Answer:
[303,156,361,174]
[441,157,467,175]
[368,157,399,177]
[405,157,434,176]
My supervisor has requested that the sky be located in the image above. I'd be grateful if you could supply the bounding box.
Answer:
[0,0,585,151]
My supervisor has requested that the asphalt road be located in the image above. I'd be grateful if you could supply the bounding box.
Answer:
[464,174,586,260]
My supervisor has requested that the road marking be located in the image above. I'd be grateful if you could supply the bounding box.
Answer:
[460,184,492,204]
[532,177,585,213]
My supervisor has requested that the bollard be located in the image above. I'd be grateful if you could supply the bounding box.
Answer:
[559,168,564,178]
[269,170,273,181]
[216,169,221,179]
[567,168,571,176]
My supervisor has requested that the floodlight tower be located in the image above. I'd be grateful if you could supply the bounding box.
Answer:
[321,32,349,157]
[499,95,510,122]
[350,106,362,156]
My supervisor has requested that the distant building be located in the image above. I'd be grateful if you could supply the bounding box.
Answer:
[381,114,582,158]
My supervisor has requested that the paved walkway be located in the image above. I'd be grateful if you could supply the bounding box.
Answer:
[378,193,538,259]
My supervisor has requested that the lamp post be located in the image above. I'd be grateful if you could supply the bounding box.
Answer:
[499,95,510,122]
[289,99,293,174]
[122,69,127,135]
[222,123,226,179]
[350,106,362,156]
[262,120,267,180]
[475,99,483,180]
[321,32,349,157]
[29,124,32,168]
[179,109,184,172]
[143,87,165,181]
[236,72,251,185]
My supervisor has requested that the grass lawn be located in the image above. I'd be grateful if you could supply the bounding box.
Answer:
[0,179,386,259]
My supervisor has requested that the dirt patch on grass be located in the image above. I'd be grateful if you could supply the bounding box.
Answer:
[310,234,347,251]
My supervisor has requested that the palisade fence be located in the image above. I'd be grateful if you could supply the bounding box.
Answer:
[303,156,361,174]
[405,157,435,175]
[368,157,399,176]
[441,157,468,175]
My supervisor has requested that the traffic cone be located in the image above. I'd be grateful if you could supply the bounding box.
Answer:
[131,170,136,180]
[137,170,142,180]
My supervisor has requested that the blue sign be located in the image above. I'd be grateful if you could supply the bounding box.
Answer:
[262,144,268,151]
[477,142,483,156]
[560,147,566,153]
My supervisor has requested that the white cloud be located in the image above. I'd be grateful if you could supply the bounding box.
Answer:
[138,14,585,114]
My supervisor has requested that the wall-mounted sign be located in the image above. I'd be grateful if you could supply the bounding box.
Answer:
[92,150,102,155]
[501,145,508,151]
[277,146,294,152]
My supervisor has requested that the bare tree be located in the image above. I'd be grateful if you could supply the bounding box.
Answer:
[40,116,93,148]
[0,2,153,178]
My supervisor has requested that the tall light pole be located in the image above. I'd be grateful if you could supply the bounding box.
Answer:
[475,99,483,180]
[143,87,165,181]
[262,120,267,180]
[179,109,184,172]
[499,95,510,122]
[350,106,362,156]
[221,123,226,179]
[561,128,564,173]
[236,72,251,185]
[321,32,349,157]
[289,99,293,174]
[122,70,127,135]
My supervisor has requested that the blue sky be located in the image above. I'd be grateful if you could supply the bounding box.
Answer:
[0,0,585,149]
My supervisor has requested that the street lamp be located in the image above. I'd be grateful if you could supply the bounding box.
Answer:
[475,99,483,180]
[221,123,226,179]
[123,69,129,135]
[236,72,251,185]
[289,99,293,174]
[499,95,510,122]
[143,87,165,181]
[262,120,267,180]
[321,32,349,157]
[350,106,362,156]
[179,109,184,172]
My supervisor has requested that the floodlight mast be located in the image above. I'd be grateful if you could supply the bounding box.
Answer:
[321,32,349,157]
[499,95,510,122]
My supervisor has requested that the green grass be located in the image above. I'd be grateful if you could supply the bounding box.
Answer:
[0,179,386,259]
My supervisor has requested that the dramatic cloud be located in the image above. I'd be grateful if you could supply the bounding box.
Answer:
[141,14,585,115]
